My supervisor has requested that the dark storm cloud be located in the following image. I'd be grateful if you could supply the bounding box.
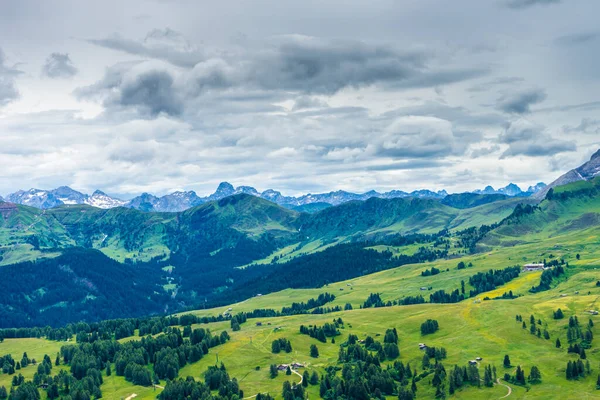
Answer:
[0,48,21,106]
[503,0,561,9]
[88,28,204,68]
[499,119,576,157]
[555,32,599,46]
[76,62,183,116]
[42,53,78,78]
[496,88,547,114]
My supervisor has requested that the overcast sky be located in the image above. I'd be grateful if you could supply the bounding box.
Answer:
[1,0,599,198]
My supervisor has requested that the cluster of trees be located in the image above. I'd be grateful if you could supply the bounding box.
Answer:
[530,266,566,293]
[468,266,521,297]
[362,293,385,308]
[553,308,564,319]
[455,224,499,253]
[0,248,175,328]
[420,319,439,335]
[567,343,588,359]
[271,338,292,354]
[456,261,472,270]
[448,363,491,394]
[0,312,228,344]
[281,293,336,315]
[421,267,440,277]
[282,380,306,400]
[299,319,343,343]
[399,295,426,306]
[429,289,464,304]
[566,359,590,380]
[157,364,245,399]
[319,359,411,399]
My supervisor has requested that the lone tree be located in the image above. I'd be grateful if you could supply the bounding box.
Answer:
[310,344,319,358]
[528,366,542,383]
[231,317,241,332]
[556,338,561,348]
[503,355,511,368]
[269,364,278,379]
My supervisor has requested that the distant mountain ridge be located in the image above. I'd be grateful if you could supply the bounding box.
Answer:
[3,181,545,212]
[5,186,126,209]
[473,182,546,197]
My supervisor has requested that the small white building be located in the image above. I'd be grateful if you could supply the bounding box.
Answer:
[523,263,545,271]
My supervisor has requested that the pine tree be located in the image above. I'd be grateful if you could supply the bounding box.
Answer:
[503,355,511,368]
[302,370,309,387]
[422,354,431,369]
[269,364,278,379]
[556,338,561,348]
[106,363,112,376]
[309,371,319,385]
[310,344,319,358]
[528,366,541,383]
[286,366,292,376]
[596,374,600,389]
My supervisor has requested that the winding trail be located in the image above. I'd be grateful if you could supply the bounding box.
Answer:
[497,378,512,398]
[125,394,137,400]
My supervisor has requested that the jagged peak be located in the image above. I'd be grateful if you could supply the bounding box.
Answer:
[591,149,600,160]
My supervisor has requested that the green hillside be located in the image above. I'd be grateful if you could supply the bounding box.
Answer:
[2,185,600,398]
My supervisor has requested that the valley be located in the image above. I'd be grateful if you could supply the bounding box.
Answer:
[0,155,599,399]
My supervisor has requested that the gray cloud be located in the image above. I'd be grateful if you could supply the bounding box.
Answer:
[366,159,451,171]
[500,119,576,157]
[504,0,561,9]
[383,101,506,127]
[372,116,470,159]
[467,76,524,93]
[0,48,21,107]
[292,95,328,111]
[42,53,78,78]
[555,32,599,46]
[76,62,183,116]
[496,88,547,114]
[78,35,489,117]
[563,118,600,134]
[536,101,600,113]
[88,28,205,68]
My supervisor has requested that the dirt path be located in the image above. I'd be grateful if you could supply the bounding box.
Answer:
[291,368,303,384]
[497,378,512,398]
[125,394,138,400]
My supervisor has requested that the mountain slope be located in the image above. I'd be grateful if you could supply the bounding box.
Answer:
[535,149,600,199]
[0,248,172,327]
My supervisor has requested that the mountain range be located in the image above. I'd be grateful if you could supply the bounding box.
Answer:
[0,150,598,327]
[2,181,546,213]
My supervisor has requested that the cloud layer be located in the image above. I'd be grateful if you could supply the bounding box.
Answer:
[0,0,599,197]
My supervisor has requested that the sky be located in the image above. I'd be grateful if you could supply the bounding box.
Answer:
[1,0,599,199]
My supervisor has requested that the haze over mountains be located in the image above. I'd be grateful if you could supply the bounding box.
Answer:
[3,181,546,212]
